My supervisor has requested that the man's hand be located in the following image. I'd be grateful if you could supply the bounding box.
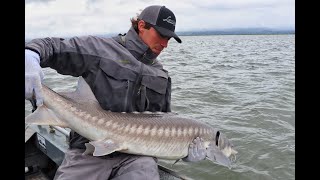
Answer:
[25,49,44,107]
[182,137,207,162]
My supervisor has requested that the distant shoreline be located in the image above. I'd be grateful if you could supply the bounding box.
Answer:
[177,32,294,37]
[176,29,294,36]
[25,28,295,41]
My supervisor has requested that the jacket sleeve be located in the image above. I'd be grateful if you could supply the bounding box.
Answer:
[25,36,102,77]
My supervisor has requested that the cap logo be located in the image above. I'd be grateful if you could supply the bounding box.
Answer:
[163,16,175,26]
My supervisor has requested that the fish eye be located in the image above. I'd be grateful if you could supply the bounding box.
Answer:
[215,131,220,146]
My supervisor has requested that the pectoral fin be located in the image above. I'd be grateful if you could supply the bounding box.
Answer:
[206,144,232,169]
[85,139,127,156]
[25,105,69,128]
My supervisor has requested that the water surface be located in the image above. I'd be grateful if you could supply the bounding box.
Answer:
[25,34,295,180]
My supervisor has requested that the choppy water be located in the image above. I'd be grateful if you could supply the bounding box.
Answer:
[25,34,295,180]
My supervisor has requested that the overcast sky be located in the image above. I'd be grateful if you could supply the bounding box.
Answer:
[25,0,295,39]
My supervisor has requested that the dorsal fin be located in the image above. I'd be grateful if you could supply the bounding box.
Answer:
[58,77,98,104]
[75,76,98,102]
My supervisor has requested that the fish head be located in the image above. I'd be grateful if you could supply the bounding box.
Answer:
[205,130,237,168]
[216,131,237,158]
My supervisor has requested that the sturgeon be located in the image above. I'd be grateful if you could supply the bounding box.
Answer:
[25,77,237,168]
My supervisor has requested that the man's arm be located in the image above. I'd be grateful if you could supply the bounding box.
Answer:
[25,36,103,77]
[25,35,103,106]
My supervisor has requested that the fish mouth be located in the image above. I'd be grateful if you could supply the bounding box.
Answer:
[206,143,232,168]
[206,144,238,169]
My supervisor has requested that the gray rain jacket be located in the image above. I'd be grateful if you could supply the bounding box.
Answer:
[25,27,172,149]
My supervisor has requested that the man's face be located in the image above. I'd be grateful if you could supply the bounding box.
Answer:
[138,21,170,55]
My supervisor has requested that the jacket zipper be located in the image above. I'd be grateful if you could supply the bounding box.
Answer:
[123,80,130,111]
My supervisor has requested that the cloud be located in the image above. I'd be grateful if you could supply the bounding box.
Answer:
[25,0,294,39]
[25,0,56,4]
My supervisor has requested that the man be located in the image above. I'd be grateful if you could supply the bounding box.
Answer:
[25,5,206,180]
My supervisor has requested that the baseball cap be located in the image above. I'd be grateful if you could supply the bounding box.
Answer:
[138,5,182,43]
